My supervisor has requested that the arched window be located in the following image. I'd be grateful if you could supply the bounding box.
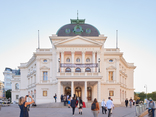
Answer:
[86,58,90,62]
[75,68,81,72]
[65,67,71,72]
[15,83,19,90]
[85,67,91,72]
[66,58,70,62]
[109,59,113,62]
[76,58,80,62]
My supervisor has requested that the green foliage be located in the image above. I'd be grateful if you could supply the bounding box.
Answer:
[6,89,11,99]
[134,91,156,101]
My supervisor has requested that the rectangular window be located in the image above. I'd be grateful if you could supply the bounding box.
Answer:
[109,71,114,81]
[43,91,47,96]
[109,91,114,96]
[43,71,48,81]
[16,95,19,99]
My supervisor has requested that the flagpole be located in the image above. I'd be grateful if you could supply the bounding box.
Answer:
[38,30,40,49]
[116,30,118,49]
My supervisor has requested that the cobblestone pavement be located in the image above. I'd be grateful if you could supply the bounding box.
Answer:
[0,105,137,117]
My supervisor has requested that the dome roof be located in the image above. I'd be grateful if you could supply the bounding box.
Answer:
[56,18,100,36]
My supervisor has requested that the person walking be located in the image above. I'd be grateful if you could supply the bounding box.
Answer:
[63,95,67,106]
[101,99,107,114]
[129,98,133,108]
[106,97,113,117]
[125,98,129,107]
[91,98,100,117]
[110,99,114,114]
[77,97,83,115]
[70,97,76,116]
[68,97,71,108]
[54,93,57,103]
[18,95,34,117]
[133,99,135,106]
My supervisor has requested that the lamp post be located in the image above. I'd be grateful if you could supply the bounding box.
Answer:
[98,58,100,72]
[144,84,147,99]
[58,58,60,72]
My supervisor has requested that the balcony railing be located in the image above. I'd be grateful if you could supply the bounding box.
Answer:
[57,72,100,76]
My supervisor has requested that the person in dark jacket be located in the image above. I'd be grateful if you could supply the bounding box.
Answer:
[125,98,128,107]
[18,95,34,117]
[70,97,76,116]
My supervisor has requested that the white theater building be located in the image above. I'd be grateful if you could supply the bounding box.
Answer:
[11,17,136,104]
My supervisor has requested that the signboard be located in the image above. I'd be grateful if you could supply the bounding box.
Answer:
[60,63,98,68]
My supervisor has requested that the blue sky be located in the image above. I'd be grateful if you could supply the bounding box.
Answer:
[0,0,156,93]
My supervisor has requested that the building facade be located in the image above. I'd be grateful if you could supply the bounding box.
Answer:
[0,80,5,98]
[11,17,136,104]
[3,68,20,91]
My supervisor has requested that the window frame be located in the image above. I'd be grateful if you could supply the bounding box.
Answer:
[43,71,48,81]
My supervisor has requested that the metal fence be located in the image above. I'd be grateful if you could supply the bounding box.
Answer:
[135,104,147,116]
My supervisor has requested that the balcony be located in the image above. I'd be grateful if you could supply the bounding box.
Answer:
[57,72,101,77]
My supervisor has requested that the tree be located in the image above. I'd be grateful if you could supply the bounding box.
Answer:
[6,89,11,99]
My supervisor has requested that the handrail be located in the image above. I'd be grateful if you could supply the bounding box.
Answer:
[135,104,147,117]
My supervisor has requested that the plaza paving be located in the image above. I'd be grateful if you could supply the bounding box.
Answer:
[0,104,139,117]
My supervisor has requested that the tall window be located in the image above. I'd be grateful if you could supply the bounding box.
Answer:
[16,95,19,99]
[43,91,47,96]
[109,91,114,96]
[43,71,48,81]
[15,83,19,90]
[109,71,114,81]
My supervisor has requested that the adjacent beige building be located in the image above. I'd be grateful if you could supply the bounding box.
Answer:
[11,17,136,104]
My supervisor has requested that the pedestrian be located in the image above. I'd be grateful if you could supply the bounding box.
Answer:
[106,97,113,117]
[78,97,83,115]
[70,97,76,116]
[125,98,128,107]
[63,95,67,106]
[101,99,107,114]
[129,98,133,108]
[54,93,57,102]
[68,97,71,108]
[133,99,135,106]
[110,99,114,114]
[91,98,100,117]
[18,95,34,117]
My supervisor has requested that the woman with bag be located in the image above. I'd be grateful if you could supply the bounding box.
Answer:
[78,97,83,115]
[91,98,100,117]
[19,95,34,117]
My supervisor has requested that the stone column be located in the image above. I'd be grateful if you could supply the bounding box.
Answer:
[92,51,95,72]
[61,52,64,72]
[57,81,61,102]
[82,51,85,72]
[84,81,87,102]
[97,51,101,72]
[71,51,75,73]
[116,58,119,83]
[56,51,60,73]
[97,81,101,102]
[71,81,74,98]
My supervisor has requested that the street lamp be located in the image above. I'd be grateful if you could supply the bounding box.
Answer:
[98,58,100,72]
[58,58,60,72]
[144,84,147,99]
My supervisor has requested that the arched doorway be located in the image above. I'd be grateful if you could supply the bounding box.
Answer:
[87,87,92,101]
[65,87,71,95]
[75,87,82,98]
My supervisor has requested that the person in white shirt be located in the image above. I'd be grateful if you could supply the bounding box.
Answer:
[106,97,113,117]
[101,99,107,114]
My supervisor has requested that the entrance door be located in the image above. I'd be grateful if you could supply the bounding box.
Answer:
[75,87,81,98]
[87,87,92,101]
[65,87,71,95]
